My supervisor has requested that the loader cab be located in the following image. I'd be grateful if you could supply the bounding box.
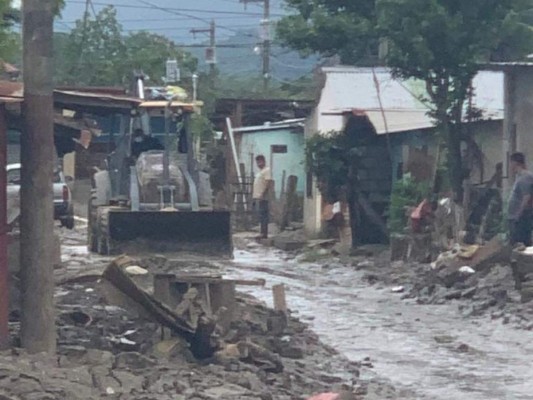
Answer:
[131,101,197,157]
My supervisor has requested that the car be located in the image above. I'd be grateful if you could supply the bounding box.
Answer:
[7,163,75,229]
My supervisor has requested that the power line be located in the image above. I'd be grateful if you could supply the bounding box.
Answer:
[270,55,313,70]
[240,0,271,89]
[136,0,257,38]
[77,24,257,33]
[88,0,97,17]
[64,0,285,17]
[190,20,217,74]
[60,15,266,23]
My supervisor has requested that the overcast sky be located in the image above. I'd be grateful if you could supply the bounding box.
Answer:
[56,0,288,44]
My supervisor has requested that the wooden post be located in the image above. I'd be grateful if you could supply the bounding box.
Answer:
[153,274,174,340]
[272,284,287,313]
[20,0,56,354]
[0,105,8,350]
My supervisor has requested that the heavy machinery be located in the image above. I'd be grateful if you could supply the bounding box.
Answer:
[87,78,232,256]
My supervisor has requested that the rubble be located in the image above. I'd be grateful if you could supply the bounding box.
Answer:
[1,228,373,400]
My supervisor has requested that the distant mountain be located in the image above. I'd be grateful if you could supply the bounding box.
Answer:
[188,29,319,81]
[57,1,319,80]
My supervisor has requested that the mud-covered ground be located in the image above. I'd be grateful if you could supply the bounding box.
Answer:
[233,235,533,400]
[5,220,533,400]
[1,225,406,400]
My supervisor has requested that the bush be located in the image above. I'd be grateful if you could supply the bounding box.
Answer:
[388,174,429,233]
[305,132,361,203]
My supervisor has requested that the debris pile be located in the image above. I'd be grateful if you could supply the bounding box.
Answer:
[2,253,365,400]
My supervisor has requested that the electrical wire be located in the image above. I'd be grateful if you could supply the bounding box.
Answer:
[88,0,97,17]
[270,54,314,70]
[64,0,285,17]
[60,15,266,23]
[135,0,258,38]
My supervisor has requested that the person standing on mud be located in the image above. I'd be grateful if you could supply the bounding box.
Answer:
[508,152,533,246]
[253,155,272,239]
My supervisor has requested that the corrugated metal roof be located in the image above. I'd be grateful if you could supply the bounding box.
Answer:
[319,67,504,134]
[56,90,140,104]
[233,118,305,134]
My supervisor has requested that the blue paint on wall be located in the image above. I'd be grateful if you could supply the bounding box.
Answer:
[238,128,305,198]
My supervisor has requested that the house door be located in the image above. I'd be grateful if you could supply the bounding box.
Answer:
[270,144,288,198]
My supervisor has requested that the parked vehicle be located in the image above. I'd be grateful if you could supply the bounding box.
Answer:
[7,163,75,229]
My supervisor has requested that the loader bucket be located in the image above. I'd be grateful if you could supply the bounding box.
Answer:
[107,210,233,257]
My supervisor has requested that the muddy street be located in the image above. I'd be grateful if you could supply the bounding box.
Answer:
[53,223,533,400]
[225,246,533,400]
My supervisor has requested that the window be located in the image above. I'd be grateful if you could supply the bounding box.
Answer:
[271,145,288,154]
[7,168,20,185]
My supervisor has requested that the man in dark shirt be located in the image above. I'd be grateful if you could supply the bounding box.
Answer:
[508,152,533,246]
[131,128,164,158]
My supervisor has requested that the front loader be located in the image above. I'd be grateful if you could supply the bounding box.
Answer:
[87,79,232,257]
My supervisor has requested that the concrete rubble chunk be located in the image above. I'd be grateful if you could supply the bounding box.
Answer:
[114,352,158,371]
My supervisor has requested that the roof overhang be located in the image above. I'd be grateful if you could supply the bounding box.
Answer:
[325,108,503,135]
[54,90,141,115]
[483,62,533,72]
[233,118,306,134]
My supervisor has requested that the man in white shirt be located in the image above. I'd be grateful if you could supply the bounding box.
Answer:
[252,155,272,239]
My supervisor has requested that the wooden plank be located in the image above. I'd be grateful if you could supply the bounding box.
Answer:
[103,256,195,337]
[234,278,266,287]
[153,274,175,340]
[272,284,287,313]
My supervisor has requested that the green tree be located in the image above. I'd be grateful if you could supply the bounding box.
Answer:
[56,6,198,88]
[278,0,533,202]
[124,31,197,85]
[59,6,126,85]
[0,0,23,63]
[277,0,379,65]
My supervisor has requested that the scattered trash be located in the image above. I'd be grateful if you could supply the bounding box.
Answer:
[119,337,136,346]
[391,286,405,293]
[459,266,475,274]
[523,246,533,255]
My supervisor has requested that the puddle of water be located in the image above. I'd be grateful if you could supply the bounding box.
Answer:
[227,248,533,400]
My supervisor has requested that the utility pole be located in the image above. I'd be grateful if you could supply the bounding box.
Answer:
[21,0,56,354]
[191,20,216,75]
[0,104,7,351]
[241,0,270,90]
